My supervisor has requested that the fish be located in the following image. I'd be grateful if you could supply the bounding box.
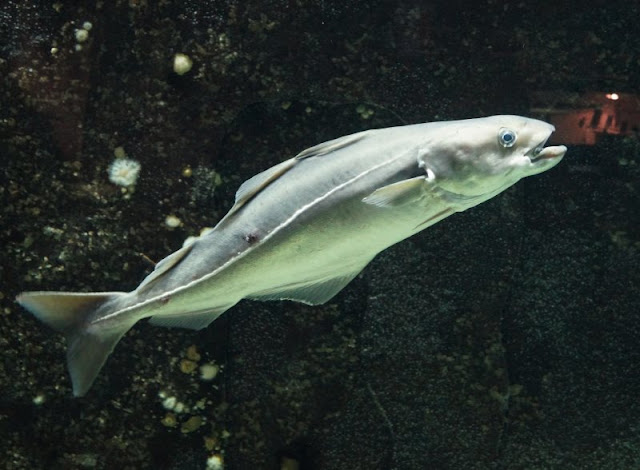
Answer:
[17,115,567,396]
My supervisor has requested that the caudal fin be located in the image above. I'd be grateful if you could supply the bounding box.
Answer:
[16,291,131,397]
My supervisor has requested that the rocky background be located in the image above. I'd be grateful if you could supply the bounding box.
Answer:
[1,1,639,469]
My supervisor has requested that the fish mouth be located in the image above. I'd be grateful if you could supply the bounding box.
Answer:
[527,135,567,164]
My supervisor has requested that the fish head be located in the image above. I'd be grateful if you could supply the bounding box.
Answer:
[420,115,567,208]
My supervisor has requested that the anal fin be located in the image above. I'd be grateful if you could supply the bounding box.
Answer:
[148,304,235,330]
[249,266,369,305]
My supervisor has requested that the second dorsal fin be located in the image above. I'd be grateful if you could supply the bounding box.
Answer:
[220,131,369,224]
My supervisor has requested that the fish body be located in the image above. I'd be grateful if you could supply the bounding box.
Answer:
[17,115,566,396]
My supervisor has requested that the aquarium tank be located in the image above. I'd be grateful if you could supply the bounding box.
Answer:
[0,1,639,469]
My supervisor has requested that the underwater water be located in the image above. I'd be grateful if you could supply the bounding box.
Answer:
[1,1,639,469]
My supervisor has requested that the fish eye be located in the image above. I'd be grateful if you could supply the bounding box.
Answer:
[498,128,517,148]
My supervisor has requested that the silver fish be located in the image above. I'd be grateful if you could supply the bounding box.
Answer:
[17,115,566,396]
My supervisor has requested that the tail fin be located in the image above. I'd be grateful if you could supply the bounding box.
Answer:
[16,291,131,397]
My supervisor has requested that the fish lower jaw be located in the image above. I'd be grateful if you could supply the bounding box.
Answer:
[528,145,567,163]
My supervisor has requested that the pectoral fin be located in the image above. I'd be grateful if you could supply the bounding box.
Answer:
[362,176,426,207]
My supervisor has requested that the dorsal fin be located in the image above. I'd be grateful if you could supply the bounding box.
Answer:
[135,242,194,293]
[294,131,368,159]
[220,131,369,224]
[234,158,298,207]
[218,158,298,223]
[234,132,367,205]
